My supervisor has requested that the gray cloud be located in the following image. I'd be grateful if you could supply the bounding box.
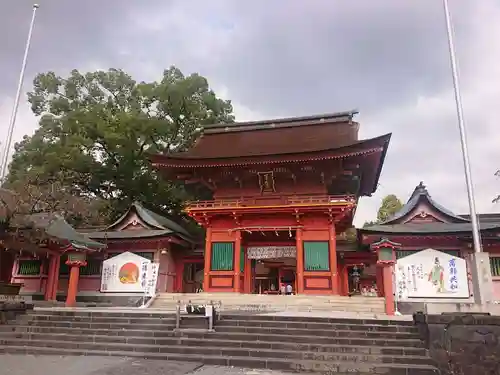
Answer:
[0,0,498,225]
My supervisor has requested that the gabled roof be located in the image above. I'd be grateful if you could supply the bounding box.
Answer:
[381,182,469,225]
[86,202,195,243]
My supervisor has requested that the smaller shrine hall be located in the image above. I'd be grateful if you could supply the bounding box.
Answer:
[151,111,392,296]
[11,202,199,302]
[4,212,105,306]
[359,182,500,305]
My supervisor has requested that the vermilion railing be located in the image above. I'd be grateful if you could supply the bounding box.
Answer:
[186,195,355,210]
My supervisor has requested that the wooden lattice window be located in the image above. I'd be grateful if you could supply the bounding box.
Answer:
[17,259,42,276]
[490,257,500,277]
[240,246,245,273]
[211,242,234,271]
[134,252,154,260]
[59,255,69,276]
[80,258,102,276]
[304,241,330,271]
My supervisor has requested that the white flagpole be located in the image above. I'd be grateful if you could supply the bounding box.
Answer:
[441,0,482,254]
[0,4,40,181]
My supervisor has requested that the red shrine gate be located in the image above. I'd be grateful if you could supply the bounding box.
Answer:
[152,111,391,295]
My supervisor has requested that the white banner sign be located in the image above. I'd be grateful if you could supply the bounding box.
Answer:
[247,246,297,259]
[395,248,469,300]
[144,262,159,297]
[101,252,150,293]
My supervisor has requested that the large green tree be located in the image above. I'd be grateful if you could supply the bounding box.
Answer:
[7,67,234,220]
[363,194,404,227]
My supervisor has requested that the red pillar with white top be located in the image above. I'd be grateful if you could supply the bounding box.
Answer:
[65,251,87,307]
[370,238,401,316]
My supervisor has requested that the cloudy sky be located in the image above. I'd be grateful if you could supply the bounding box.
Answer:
[0,0,499,226]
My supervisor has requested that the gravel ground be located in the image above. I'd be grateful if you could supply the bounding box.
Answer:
[0,355,295,375]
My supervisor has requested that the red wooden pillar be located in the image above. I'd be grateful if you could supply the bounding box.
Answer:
[328,225,338,295]
[51,255,60,301]
[203,227,212,292]
[65,252,87,307]
[66,265,81,307]
[233,230,241,293]
[382,264,395,315]
[44,255,56,301]
[175,261,183,293]
[370,238,400,316]
[376,266,384,297]
[296,229,304,294]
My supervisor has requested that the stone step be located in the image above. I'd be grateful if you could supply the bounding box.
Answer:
[22,320,176,331]
[31,309,173,318]
[3,319,418,341]
[154,296,384,304]
[0,331,428,356]
[29,310,412,328]
[216,319,418,333]
[153,302,384,310]
[174,330,425,348]
[151,304,385,314]
[210,326,419,339]
[155,299,385,307]
[0,345,439,374]
[25,314,414,333]
[0,337,434,367]
[25,313,176,325]
[220,314,415,326]
[0,325,174,338]
[0,324,423,348]
[157,293,384,301]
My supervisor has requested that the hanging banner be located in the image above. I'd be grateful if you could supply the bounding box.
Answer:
[247,246,297,259]
[395,248,469,300]
[101,252,150,293]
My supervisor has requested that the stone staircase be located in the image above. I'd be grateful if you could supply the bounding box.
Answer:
[150,293,386,314]
[0,309,440,374]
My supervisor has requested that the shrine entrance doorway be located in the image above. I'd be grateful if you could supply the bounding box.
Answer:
[181,262,204,293]
[246,245,297,295]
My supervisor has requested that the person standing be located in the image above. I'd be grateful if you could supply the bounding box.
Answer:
[285,284,292,295]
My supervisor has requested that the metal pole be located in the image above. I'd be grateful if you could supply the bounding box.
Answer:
[442,0,482,253]
[0,4,39,181]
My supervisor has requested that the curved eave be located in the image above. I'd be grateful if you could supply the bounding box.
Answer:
[359,222,500,235]
[382,194,469,225]
[150,134,391,169]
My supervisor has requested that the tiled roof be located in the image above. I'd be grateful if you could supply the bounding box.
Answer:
[158,111,360,160]
[360,222,500,234]
[25,213,105,250]
[460,213,500,224]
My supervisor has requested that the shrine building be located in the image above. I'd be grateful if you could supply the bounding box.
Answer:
[3,210,105,306]
[359,182,500,309]
[10,202,198,303]
[151,111,392,295]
